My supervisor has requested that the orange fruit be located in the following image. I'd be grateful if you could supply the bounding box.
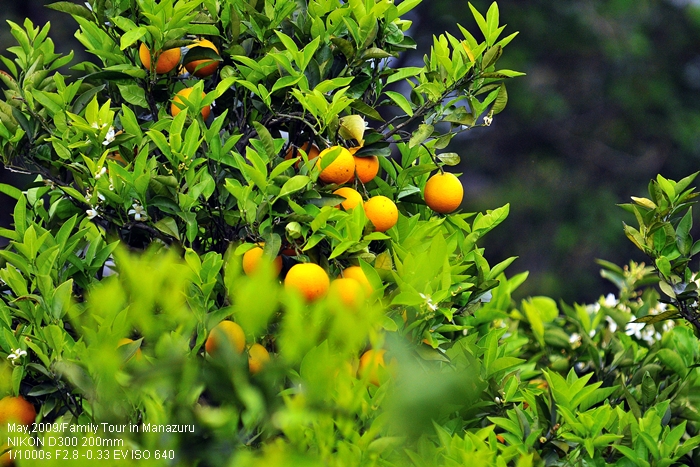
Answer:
[358,349,387,386]
[0,396,36,426]
[363,196,398,232]
[242,243,283,276]
[285,142,320,163]
[205,321,246,355]
[139,43,181,74]
[354,155,379,183]
[107,151,127,166]
[248,343,270,374]
[171,87,210,120]
[284,263,330,302]
[342,266,373,296]
[424,172,464,214]
[185,39,220,77]
[329,277,366,309]
[316,146,355,184]
[117,337,143,361]
[333,187,363,211]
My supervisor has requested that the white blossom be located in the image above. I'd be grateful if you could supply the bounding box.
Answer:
[94,166,107,179]
[419,293,438,311]
[128,203,148,221]
[604,293,617,307]
[7,348,27,364]
[484,115,493,126]
[102,126,116,146]
[86,209,98,220]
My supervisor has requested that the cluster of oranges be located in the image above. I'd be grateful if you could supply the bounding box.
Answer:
[140,37,465,388]
[138,38,220,119]
[287,143,400,233]
[204,321,270,375]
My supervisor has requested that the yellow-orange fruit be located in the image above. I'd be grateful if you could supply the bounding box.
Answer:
[139,43,181,74]
[185,39,220,77]
[0,396,35,426]
[117,338,143,361]
[329,277,366,309]
[342,266,373,296]
[358,349,386,386]
[171,87,210,120]
[205,321,246,355]
[248,343,270,374]
[354,155,379,183]
[364,196,398,232]
[284,263,330,302]
[242,244,283,276]
[285,142,321,166]
[333,187,363,211]
[423,172,464,214]
[316,146,355,184]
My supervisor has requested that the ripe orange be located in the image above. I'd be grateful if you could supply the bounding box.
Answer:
[117,338,143,361]
[333,187,363,211]
[171,87,210,120]
[284,263,330,302]
[354,155,379,183]
[285,142,320,163]
[139,43,181,74]
[205,321,246,355]
[185,39,220,77]
[329,277,366,309]
[424,172,464,214]
[341,266,373,296]
[364,196,398,232]
[316,146,355,184]
[248,343,270,374]
[0,396,35,426]
[242,243,283,276]
[358,349,387,386]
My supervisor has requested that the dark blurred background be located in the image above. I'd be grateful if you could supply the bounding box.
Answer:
[1,0,699,303]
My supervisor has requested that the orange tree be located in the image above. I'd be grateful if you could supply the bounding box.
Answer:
[8,1,700,467]
[0,0,525,463]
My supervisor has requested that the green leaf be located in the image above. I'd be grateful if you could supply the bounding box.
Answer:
[656,348,687,377]
[437,152,460,166]
[384,90,413,117]
[491,83,507,115]
[46,1,93,19]
[117,84,148,108]
[361,47,393,60]
[482,45,502,69]
[155,217,180,240]
[120,27,147,50]
[676,207,693,255]
[632,309,680,324]
[641,371,656,405]
[252,121,276,159]
[408,124,434,148]
[0,183,22,200]
[655,257,672,279]
[278,176,310,198]
[350,99,384,121]
[656,174,675,200]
